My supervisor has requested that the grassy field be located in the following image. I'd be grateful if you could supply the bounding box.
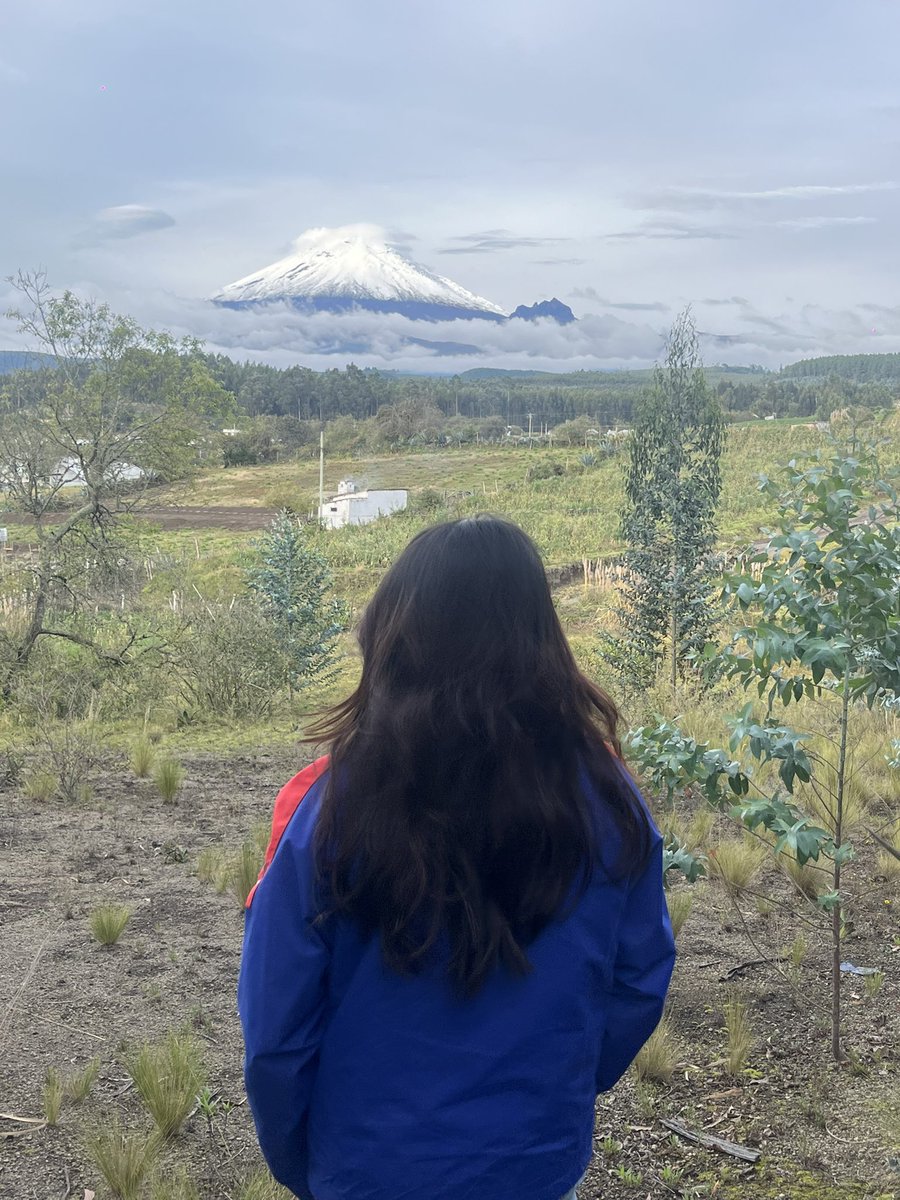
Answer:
[2,419,899,1197]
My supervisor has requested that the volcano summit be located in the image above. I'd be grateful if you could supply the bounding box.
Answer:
[214,225,508,322]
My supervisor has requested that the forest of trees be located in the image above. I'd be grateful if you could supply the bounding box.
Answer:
[198,353,899,431]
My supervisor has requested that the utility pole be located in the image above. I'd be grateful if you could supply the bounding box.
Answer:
[528,412,533,439]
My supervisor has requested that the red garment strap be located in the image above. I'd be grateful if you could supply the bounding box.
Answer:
[245,755,329,908]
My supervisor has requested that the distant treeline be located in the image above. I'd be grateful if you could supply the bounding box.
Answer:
[2,348,898,430]
[779,352,900,383]
[201,354,898,428]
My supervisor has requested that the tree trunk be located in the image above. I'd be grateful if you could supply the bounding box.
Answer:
[832,662,851,1061]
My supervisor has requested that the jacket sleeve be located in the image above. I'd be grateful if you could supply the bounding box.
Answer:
[238,828,330,1198]
[596,832,676,1093]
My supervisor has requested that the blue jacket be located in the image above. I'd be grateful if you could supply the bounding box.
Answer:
[238,757,675,1200]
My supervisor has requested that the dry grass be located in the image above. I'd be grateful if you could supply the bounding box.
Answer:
[783,850,822,900]
[84,1118,160,1200]
[89,904,132,947]
[43,1067,63,1126]
[125,1030,206,1139]
[666,890,693,939]
[708,837,765,890]
[723,993,753,1075]
[231,837,265,908]
[236,1170,295,1200]
[196,846,225,884]
[23,769,58,802]
[686,806,716,851]
[150,1165,200,1200]
[876,823,900,882]
[131,738,155,778]
[632,1017,677,1083]
[63,1056,100,1103]
[154,758,183,804]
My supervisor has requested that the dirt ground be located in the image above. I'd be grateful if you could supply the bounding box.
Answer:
[1,751,898,1199]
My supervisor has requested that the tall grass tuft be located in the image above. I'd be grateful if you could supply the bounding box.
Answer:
[84,1118,160,1200]
[150,1165,200,1200]
[126,1030,206,1139]
[686,806,716,851]
[632,1017,677,1083]
[231,837,265,908]
[723,993,752,1075]
[237,1170,295,1200]
[131,738,155,778]
[708,838,764,890]
[876,823,900,882]
[90,904,132,947]
[154,758,183,804]
[24,770,58,802]
[43,1067,64,1125]
[196,846,225,884]
[783,850,821,900]
[63,1056,100,1103]
[666,890,693,939]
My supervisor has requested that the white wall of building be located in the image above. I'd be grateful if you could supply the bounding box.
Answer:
[320,488,408,529]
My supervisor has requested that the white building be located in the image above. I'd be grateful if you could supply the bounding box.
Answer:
[319,480,408,529]
[50,456,146,487]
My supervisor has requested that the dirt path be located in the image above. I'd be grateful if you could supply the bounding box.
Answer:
[0,752,897,1198]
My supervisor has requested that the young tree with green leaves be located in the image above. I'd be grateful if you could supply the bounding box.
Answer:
[718,444,900,1060]
[615,308,725,686]
[247,511,346,696]
[627,443,900,1060]
[0,272,232,695]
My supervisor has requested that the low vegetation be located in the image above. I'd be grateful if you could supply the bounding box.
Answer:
[89,904,132,947]
[84,1118,161,1200]
[125,1030,206,1139]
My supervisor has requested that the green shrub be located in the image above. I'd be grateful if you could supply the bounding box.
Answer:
[90,904,132,947]
[154,758,183,804]
[125,1031,206,1139]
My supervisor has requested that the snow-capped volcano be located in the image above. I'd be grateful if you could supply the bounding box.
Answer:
[214,224,507,322]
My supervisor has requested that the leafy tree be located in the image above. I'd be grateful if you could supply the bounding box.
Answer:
[629,444,900,1060]
[0,272,232,695]
[246,511,345,696]
[717,443,900,1059]
[614,308,726,686]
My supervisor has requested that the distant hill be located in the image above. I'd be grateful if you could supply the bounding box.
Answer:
[781,352,900,383]
[509,298,576,324]
[0,350,57,374]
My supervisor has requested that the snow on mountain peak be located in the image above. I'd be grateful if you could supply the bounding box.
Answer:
[214,224,506,316]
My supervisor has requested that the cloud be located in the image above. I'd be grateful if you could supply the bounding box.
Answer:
[633,182,900,211]
[533,257,586,266]
[440,231,569,254]
[571,289,669,312]
[775,215,877,229]
[605,220,738,241]
[702,296,751,307]
[76,205,176,246]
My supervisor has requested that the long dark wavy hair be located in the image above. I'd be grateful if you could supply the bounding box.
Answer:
[309,515,650,995]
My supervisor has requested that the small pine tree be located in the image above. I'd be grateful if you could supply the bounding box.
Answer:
[613,308,725,686]
[247,511,345,694]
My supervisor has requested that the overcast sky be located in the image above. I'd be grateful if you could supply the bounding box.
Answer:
[2,0,899,371]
